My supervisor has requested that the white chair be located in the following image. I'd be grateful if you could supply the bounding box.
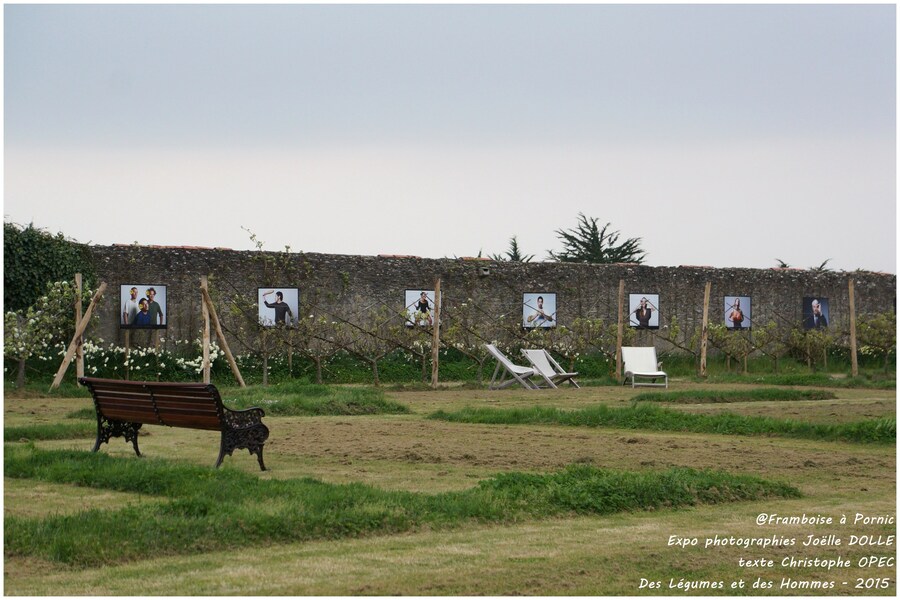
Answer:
[621,346,668,388]
[521,349,580,389]
[485,344,539,390]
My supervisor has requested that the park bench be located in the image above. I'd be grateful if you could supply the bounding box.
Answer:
[78,377,270,470]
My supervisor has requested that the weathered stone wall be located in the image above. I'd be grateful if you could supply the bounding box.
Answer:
[86,244,895,352]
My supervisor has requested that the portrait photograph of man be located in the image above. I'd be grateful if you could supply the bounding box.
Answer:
[724,296,752,330]
[258,288,299,327]
[802,297,830,329]
[523,293,557,329]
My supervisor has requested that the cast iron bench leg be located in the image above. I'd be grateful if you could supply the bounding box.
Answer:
[216,435,227,469]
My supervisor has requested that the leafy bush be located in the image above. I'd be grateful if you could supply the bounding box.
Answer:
[4,222,95,312]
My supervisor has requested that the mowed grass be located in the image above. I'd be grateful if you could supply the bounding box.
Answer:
[429,404,896,444]
[632,388,837,403]
[5,422,95,442]
[4,445,799,567]
[4,383,896,595]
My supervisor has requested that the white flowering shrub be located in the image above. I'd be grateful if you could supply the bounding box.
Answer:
[4,280,98,387]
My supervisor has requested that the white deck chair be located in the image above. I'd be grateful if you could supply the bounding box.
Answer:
[485,344,539,390]
[521,349,580,389]
[621,346,668,388]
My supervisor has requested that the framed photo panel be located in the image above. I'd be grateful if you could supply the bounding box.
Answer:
[406,290,437,327]
[120,284,167,329]
[629,293,660,329]
[724,296,752,330]
[523,293,557,328]
[258,288,299,327]
[802,297,829,329]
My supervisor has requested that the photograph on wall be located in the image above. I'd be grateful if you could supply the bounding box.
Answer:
[405,290,437,326]
[629,293,660,329]
[257,288,299,327]
[724,296,752,330]
[120,284,167,329]
[523,293,557,328]
[802,297,830,329]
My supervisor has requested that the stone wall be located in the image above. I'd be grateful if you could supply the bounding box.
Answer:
[86,244,895,352]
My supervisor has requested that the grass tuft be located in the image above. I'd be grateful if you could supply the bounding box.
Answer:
[429,404,896,444]
[631,388,837,404]
[223,381,410,416]
[4,423,95,442]
[701,372,895,389]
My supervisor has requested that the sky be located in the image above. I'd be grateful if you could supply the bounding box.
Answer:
[4,4,897,273]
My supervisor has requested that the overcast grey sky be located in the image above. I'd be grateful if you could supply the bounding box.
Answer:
[4,4,896,272]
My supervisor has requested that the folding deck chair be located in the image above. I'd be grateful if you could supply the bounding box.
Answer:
[521,349,580,389]
[621,346,668,388]
[485,344,539,390]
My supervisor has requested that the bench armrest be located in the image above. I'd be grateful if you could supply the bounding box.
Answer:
[223,406,266,429]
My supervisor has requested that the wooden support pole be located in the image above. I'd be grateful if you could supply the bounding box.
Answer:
[74,273,84,384]
[615,279,625,382]
[124,330,131,380]
[699,282,711,377]
[849,278,858,377]
[431,277,441,389]
[201,275,211,384]
[51,282,107,390]
[199,282,246,388]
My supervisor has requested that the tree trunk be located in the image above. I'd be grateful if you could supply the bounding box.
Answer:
[288,351,293,378]
[315,356,323,384]
[17,358,26,389]
[421,354,427,383]
[371,359,380,386]
[262,354,269,386]
[743,354,748,374]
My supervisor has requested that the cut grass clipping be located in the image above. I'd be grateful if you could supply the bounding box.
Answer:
[4,446,799,567]
[631,388,837,404]
[66,383,410,418]
[429,404,895,444]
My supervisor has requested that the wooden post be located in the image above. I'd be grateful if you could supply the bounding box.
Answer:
[199,282,246,388]
[201,275,211,384]
[848,278,858,377]
[699,282,711,377]
[431,277,441,389]
[51,283,107,390]
[74,273,84,385]
[124,330,131,380]
[615,279,625,382]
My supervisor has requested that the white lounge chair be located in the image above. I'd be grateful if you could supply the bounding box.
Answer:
[521,349,580,389]
[621,346,668,388]
[485,344,539,390]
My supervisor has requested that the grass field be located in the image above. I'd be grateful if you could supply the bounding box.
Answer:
[3,379,896,595]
